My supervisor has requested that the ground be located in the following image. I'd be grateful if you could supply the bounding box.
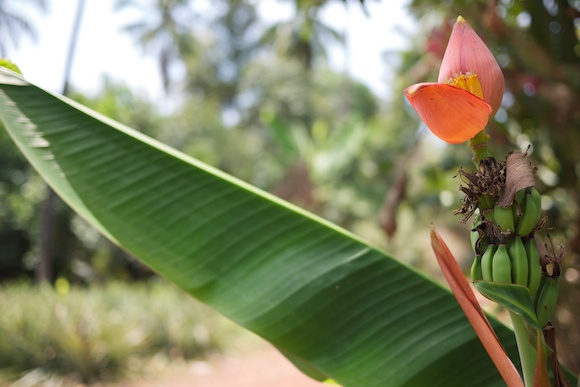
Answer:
[122,344,327,387]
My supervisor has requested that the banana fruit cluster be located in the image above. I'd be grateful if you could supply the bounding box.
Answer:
[460,154,563,328]
[470,183,561,327]
[471,234,541,291]
[493,187,542,236]
[471,231,560,327]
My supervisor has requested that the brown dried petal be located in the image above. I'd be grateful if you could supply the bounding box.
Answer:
[496,152,535,208]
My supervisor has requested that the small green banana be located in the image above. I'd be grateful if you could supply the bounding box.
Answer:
[481,244,497,281]
[512,188,525,222]
[494,204,515,232]
[470,222,489,256]
[469,221,482,254]
[480,195,495,223]
[530,187,541,208]
[525,237,542,296]
[492,244,512,284]
[470,226,479,254]
[507,236,528,286]
[516,188,542,236]
[479,195,494,213]
[478,233,490,256]
[471,255,483,281]
[535,277,559,327]
[513,188,526,213]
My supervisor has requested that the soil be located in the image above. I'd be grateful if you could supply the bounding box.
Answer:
[122,344,327,387]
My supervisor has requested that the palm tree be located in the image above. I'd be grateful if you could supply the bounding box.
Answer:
[260,0,345,71]
[183,0,259,110]
[258,0,347,131]
[114,0,197,92]
[0,0,47,56]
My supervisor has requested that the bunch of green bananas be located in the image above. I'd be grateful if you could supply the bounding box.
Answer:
[471,236,542,291]
[467,159,561,327]
[493,187,542,236]
[471,224,561,327]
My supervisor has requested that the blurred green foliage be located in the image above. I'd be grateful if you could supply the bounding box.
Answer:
[0,280,252,384]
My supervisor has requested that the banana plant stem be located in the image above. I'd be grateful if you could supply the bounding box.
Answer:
[509,311,537,387]
[469,130,492,166]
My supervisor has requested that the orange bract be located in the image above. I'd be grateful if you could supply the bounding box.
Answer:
[430,226,525,387]
[404,83,492,144]
[405,16,504,144]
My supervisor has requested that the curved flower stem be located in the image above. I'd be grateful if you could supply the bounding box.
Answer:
[509,311,537,387]
[469,130,492,166]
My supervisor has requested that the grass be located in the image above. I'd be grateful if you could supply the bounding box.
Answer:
[0,279,257,385]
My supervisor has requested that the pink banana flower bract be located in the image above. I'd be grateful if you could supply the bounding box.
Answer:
[405,16,504,144]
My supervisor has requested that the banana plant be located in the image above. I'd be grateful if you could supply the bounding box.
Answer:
[0,65,529,386]
[405,15,576,387]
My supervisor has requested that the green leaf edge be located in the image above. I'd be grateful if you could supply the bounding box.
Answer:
[474,281,541,331]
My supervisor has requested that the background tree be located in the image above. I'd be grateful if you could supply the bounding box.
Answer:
[114,0,197,92]
[260,0,344,72]
[0,0,47,57]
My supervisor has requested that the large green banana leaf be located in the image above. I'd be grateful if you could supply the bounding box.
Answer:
[0,68,520,386]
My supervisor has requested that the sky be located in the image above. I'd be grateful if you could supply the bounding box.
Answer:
[10,0,414,104]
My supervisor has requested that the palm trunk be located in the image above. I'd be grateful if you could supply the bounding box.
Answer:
[36,0,86,283]
[35,187,56,282]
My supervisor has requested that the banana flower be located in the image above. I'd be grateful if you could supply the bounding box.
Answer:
[405,16,504,144]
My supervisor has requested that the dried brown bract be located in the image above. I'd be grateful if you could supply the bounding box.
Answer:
[541,234,563,279]
[496,151,536,208]
[454,157,506,222]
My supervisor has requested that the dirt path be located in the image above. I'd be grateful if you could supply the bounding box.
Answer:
[123,344,327,387]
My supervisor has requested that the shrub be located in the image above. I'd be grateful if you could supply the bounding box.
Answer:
[0,280,250,384]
